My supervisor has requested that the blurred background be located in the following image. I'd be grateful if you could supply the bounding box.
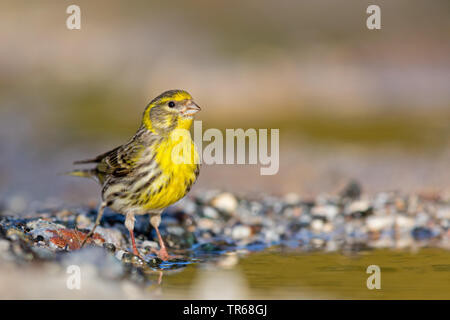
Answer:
[0,0,449,208]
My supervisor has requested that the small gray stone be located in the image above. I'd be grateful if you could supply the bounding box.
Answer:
[203,206,220,219]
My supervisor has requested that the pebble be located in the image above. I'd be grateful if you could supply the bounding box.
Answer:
[298,213,312,226]
[141,240,159,249]
[311,219,324,233]
[322,222,334,233]
[197,218,216,230]
[103,243,116,253]
[263,229,280,243]
[115,249,127,261]
[166,226,185,237]
[231,225,252,240]
[94,227,123,248]
[26,219,67,242]
[366,216,395,232]
[165,231,196,249]
[211,192,238,215]
[202,206,220,219]
[395,215,415,229]
[415,212,430,227]
[347,200,372,216]
[76,214,92,229]
[312,205,339,221]
[411,227,433,240]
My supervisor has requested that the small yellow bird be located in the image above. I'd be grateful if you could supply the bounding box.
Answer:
[69,90,201,260]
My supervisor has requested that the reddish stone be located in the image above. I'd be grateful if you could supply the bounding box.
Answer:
[48,228,104,250]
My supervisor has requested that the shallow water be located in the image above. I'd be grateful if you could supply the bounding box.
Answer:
[158,248,450,299]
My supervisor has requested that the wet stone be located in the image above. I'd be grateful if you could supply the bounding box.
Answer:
[103,242,116,253]
[165,231,196,250]
[146,256,163,268]
[130,255,147,267]
[196,242,225,253]
[115,249,127,261]
[121,252,134,264]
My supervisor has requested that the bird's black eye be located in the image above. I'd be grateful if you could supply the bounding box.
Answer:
[168,101,175,108]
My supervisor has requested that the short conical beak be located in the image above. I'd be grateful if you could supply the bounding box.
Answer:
[183,101,201,116]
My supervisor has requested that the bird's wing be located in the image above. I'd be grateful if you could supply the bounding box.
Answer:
[73,146,121,165]
[74,141,144,178]
[98,142,145,178]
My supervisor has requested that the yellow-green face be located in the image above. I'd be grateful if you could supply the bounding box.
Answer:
[143,89,201,134]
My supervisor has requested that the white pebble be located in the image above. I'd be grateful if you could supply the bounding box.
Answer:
[395,215,415,229]
[347,200,370,214]
[311,219,324,232]
[366,216,395,232]
[211,193,238,214]
[231,225,251,240]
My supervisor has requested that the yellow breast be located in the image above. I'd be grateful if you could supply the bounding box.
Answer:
[140,128,199,210]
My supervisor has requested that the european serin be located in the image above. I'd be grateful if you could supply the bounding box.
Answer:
[68,89,201,260]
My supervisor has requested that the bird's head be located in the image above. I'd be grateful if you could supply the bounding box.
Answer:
[142,89,201,135]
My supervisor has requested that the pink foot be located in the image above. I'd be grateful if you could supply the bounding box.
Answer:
[149,247,180,261]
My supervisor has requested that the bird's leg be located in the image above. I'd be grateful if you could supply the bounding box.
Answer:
[128,229,141,257]
[125,212,144,259]
[154,225,169,261]
[150,213,170,261]
[81,201,106,248]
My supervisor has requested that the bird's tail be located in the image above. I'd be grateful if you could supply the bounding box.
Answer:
[62,168,97,179]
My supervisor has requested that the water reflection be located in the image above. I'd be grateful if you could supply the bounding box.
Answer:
[158,248,450,299]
